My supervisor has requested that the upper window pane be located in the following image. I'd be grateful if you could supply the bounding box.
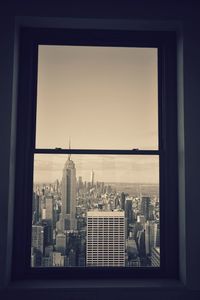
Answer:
[36,46,158,149]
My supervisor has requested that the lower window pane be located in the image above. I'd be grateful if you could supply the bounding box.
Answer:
[31,154,160,268]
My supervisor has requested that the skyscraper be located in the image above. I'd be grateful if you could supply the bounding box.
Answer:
[140,197,151,221]
[120,192,126,210]
[32,224,47,266]
[86,211,125,267]
[32,192,40,224]
[151,247,160,267]
[125,199,133,224]
[145,221,160,255]
[55,233,66,255]
[91,170,94,187]
[45,196,53,220]
[61,154,77,230]
[32,225,45,255]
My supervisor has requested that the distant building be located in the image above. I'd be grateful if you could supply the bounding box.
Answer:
[120,192,126,210]
[32,192,40,223]
[32,225,47,266]
[42,256,52,267]
[45,196,54,220]
[68,248,76,266]
[86,210,125,267]
[127,238,138,260]
[31,247,36,267]
[44,245,53,257]
[140,197,151,221]
[91,170,94,187]
[125,199,133,218]
[32,225,44,254]
[145,221,160,255]
[154,222,160,248]
[151,247,160,267]
[125,198,133,235]
[114,196,120,209]
[41,220,53,245]
[137,214,146,226]
[78,252,86,266]
[51,252,65,267]
[77,176,83,191]
[55,233,66,255]
[137,228,146,258]
[61,154,77,230]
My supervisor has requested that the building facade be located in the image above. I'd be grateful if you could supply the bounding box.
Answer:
[61,155,77,231]
[86,211,125,267]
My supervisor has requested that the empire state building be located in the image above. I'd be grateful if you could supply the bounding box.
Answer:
[61,154,77,230]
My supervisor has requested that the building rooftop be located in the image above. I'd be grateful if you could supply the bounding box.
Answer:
[87,210,125,217]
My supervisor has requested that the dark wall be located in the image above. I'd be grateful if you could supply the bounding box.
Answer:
[1,1,200,299]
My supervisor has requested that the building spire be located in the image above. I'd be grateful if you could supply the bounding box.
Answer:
[68,137,71,160]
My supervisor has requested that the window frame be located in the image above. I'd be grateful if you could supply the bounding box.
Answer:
[12,27,178,280]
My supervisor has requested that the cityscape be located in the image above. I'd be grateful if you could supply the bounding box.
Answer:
[32,45,159,268]
[31,154,160,268]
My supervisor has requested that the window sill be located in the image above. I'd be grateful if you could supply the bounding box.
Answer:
[7,279,184,290]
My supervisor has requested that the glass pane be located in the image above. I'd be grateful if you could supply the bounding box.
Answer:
[36,46,158,150]
[31,154,160,267]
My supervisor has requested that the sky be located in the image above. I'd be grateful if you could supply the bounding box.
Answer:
[34,154,159,184]
[34,45,158,183]
[36,45,158,150]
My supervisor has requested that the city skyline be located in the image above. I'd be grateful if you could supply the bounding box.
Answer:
[31,45,160,268]
[31,154,160,268]
[34,154,159,183]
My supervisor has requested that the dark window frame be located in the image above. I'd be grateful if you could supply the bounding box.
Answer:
[12,27,178,280]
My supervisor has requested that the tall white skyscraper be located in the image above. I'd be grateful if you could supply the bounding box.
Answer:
[91,170,94,187]
[86,211,125,267]
[61,154,77,230]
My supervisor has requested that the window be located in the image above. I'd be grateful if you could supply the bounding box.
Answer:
[13,28,178,279]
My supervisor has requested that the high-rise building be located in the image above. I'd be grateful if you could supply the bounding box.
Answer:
[41,219,53,245]
[78,252,86,267]
[86,211,125,267]
[55,233,66,255]
[137,229,146,258]
[145,221,160,255]
[120,192,126,210]
[45,196,54,220]
[140,197,151,221]
[68,248,76,266]
[114,196,120,209]
[31,247,36,267]
[42,256,52,267]
[154,222,160,248]
[125,199,133,222]
[61,154,77,230]
[77,176,83,191]
[32,225,45,255]
[51,252,65,267]
[151,247,160,267]
[32,192,40,224]
[32,225,47,266]
[91,170,94,187]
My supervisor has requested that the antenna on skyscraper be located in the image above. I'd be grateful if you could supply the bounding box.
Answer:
[68,137,71,160]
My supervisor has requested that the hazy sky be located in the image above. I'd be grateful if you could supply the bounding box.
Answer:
[36,45,158,150]
[34,45,158,183]
[34,154,159,184]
